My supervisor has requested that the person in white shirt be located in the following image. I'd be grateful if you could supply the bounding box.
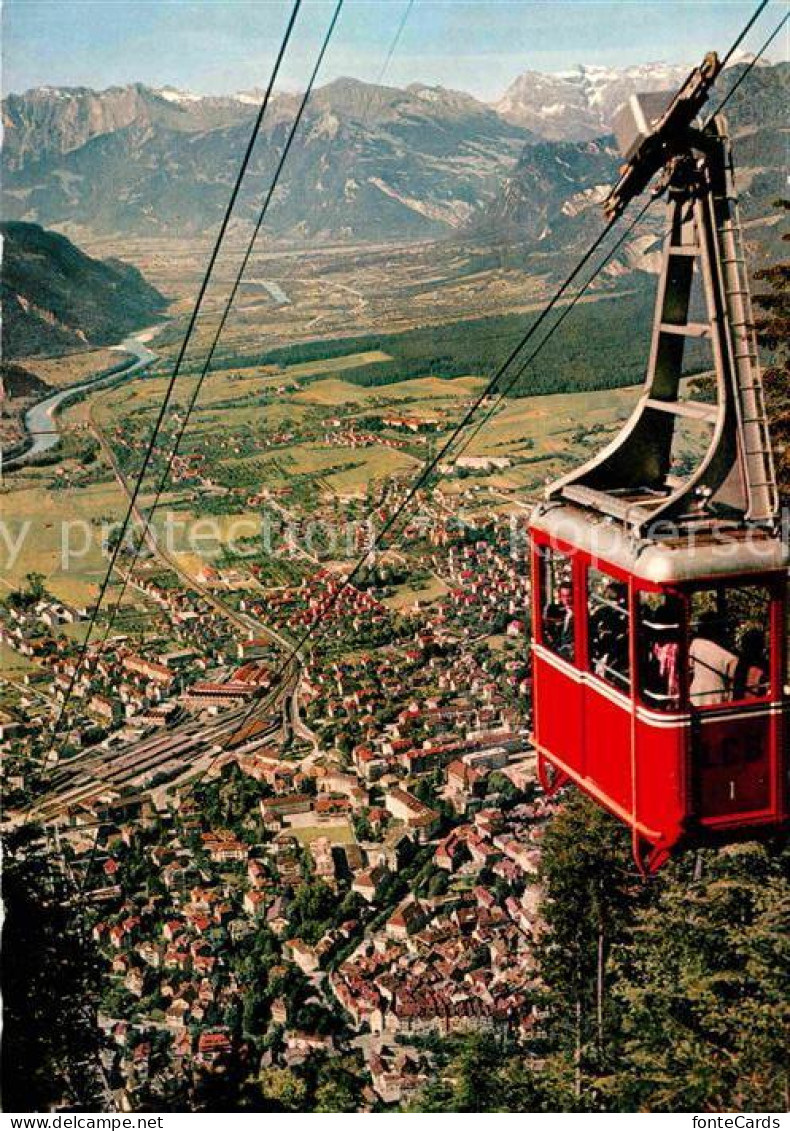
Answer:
[689,611,738,706]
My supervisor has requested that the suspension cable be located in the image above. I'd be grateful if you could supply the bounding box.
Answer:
[69,3,354,880]
[43,0,305,757]
[68,0,346,721]
[375,0,415,86]
[720,0,771,64]
[711,10,788,116]
[447,199,657,467]
[220,0,783,743]
[407,5,790,498]
[218,211,621,744]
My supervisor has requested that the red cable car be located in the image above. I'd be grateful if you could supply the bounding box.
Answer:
[528,54,789,873]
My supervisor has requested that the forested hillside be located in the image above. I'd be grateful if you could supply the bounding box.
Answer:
[200,286,672,399]
[1,221,166,357]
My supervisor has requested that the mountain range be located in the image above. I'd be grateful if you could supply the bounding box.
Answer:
[480,58,788,268]
[1,79,533,241]
[1,60,787,246]
[493,61,693,139]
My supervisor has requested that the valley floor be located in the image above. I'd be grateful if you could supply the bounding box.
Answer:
[1,232,646,1112]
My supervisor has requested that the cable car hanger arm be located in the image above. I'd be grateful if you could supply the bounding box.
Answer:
[604,51,722,222]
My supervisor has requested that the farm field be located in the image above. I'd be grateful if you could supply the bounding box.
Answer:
[4,226,648,617]
[382,575,450,611]
[0,641,38,677]
[90,346,641,482]
[84,349,396,419]
[4,348,643,611]
[1,471,142,605]
[18,378,643,591]
[15,347,123,389]
[75,232,558,363]
[288,822,357,847]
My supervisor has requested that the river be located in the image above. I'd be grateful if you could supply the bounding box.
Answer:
[4,327,160,470]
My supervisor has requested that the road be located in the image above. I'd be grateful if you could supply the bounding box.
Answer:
[21,329,322,824]
[84,360,325,752]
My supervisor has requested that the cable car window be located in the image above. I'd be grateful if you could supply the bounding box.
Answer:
[539,549,575,661]
[588,569,630,692]
[689,586,771,707]
[639,592,683,711]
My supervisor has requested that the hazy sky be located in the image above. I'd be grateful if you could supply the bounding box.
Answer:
[3,1,788,100]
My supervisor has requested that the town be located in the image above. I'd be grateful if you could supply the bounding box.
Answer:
[3,2,788,1114]
[1,502,542,1109]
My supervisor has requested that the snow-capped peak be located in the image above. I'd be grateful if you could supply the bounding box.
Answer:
[155,86,205,104]
[494,60,693,141]
[24,85,75,101]
[724,49,771,69]
[232,91,262,105]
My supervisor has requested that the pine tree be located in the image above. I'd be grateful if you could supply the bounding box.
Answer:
[1,827,105,1111]
[602,843,790,1112]
[534,794,643,1109]
[407,1032,549,1112]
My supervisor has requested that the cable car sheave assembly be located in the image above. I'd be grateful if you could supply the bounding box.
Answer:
[529,53,788,874]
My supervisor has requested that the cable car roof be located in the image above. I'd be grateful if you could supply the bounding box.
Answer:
[530,502,789,585]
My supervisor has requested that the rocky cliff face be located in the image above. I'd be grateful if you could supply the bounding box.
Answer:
[2,83,256,171]
[480,137,619,240]
[480,60,789,277]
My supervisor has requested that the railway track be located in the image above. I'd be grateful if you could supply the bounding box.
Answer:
[30,686,293,824]
[20,398,305,825]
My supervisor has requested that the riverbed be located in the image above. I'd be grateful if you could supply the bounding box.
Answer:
[4,328,161,470]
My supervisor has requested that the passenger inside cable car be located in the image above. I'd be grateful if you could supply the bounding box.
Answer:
[541,555,575,660]
[588,573,630,691]
[733,627,769,700]
[688,586,772,707]
[689,611,739,706]
[538,553,775,713]
[640,593,682,709]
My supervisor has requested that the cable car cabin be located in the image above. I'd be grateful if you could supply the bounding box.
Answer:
[530,515,788,873]
[527,55,789,872]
